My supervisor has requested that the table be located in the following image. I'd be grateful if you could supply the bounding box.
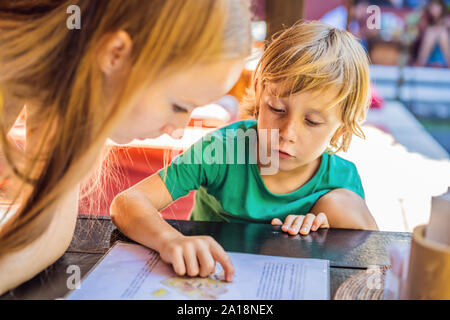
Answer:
[1,215,412,300]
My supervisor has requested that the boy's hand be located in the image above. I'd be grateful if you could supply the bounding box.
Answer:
[271,213,329,235]
[158,235,234,282]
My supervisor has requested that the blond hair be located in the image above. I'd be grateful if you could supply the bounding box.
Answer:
[0,0,251,256]
[243,20,371,153]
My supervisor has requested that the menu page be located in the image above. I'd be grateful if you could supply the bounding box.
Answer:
[66,241,329,300]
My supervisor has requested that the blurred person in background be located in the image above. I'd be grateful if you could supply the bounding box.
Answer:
[413,0,450,67]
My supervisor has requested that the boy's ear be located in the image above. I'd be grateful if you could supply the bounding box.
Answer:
[338,125,348,135]
[329,125,347,145]
[331,125,343,137]
[253,107,259,118]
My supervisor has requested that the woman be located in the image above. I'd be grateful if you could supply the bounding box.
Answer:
[0,0,251,294]
[414,0,450,67]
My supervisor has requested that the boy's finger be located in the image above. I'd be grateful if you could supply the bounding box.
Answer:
[312,212,329,231]
[300,213,316,235]
[197,248,216,278]
[210,242,234,282]
[310,215,323,231]
[318,212,330,228]
[171,248,186,276]
[183,245,200,277]
[282,215,297,232]
[271,218,282,225]
[288,215,305,235]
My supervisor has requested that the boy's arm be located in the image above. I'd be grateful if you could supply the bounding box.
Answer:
[111,132,223,250]
[310,188,379,230]
[110,172,182,252]
[110,173,235,281]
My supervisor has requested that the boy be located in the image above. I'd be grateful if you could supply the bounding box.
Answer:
[110,21,378,282]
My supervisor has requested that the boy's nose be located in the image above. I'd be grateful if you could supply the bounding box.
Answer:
[279,120,297,143]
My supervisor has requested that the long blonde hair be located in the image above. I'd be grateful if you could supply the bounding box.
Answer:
[243,20,371,153]
[0,0,251,256]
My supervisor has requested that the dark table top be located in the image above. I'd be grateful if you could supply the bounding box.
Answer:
[1,214,412,300]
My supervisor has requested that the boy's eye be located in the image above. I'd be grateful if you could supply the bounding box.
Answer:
[172,104,188,113]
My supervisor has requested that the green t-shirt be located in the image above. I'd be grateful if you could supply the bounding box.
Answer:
[158,120,365,223]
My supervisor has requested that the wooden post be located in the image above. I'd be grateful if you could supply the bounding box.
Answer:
[265,0,304,42]
[345,0,354,31]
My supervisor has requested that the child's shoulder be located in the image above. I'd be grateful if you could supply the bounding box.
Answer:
[191,120,257,161]
[327,153,358,169]
[206,119,257,142]
[324,153,364,198]
[217,119,257,134]
[325,153,361,179]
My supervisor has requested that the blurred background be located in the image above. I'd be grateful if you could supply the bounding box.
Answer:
[67,0,449,232]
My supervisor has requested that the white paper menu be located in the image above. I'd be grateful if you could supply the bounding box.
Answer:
[66,241,330,300]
